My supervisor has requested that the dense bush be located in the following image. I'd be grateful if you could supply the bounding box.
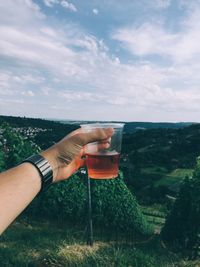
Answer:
[27,172,152,237]
[91,172,151,235]
[29,174,88,224]
[162,158,200,258]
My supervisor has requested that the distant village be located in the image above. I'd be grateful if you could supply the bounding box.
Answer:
[0,126,47,147]
[12,127,48,139]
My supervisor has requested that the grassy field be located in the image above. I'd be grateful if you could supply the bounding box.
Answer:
[154,168,193,187]
[0,218,200,267]
[141,167,169,176]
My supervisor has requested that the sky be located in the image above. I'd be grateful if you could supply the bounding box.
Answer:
[1,0,200,122]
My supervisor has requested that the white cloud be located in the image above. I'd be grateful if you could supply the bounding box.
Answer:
[43,0,58,7]
[22,90,35,97]
[0,71,43,99]
[113,24,172,57]
[0,72,10,89]
[43,0,77,12]
[0,0,44,26]
[3,99,24,104]
[1,0,200,121]
[112,6,200,64]
[40,27,57,38]
[60,0,77,12]
[59,91,95,102]
[92,8,99,15]
[41,87,51,96]
[25,0,42,12]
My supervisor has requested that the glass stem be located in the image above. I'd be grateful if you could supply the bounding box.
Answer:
[87,175,93,246]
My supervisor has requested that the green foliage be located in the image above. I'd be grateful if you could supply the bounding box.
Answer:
[2,115,200,206]
[162,158,200,257]
[1,122,40,168]
[91,172,151,235]
[161,177,192,244]
[29,174,87,224]
[122,125,200,170]
[27,172,151,237]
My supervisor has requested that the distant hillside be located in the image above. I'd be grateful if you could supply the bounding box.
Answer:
[123,123,200,168]
[57,119,194,133]
[0,115,198,171]
[121,123,200,203]
[0,115,78,149]
[1,114,200,204]
[0,115,77,130]
[124,121,194,133]
[1,115,194,134]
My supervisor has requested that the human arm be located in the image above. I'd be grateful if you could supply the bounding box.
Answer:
[0,127,113,235]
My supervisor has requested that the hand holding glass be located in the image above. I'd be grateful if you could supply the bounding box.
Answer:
[81,123,124,179]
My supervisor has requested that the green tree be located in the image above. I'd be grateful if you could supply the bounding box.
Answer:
[162,157,200,257]
[91,171,151,236]
[29,171,152,238]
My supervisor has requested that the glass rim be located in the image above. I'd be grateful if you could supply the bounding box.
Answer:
[80,122,125,129]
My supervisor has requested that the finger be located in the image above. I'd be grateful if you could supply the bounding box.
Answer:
[97,143,110,150]
[82,143,110,155]
[97,138,111,150]
[79,128,114,146]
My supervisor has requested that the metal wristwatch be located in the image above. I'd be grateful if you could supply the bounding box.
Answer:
[23,154,53,192]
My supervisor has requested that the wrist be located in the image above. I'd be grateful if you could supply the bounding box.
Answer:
[22,154,53,191]
[20,162,42,191]
[40,146,60,182]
